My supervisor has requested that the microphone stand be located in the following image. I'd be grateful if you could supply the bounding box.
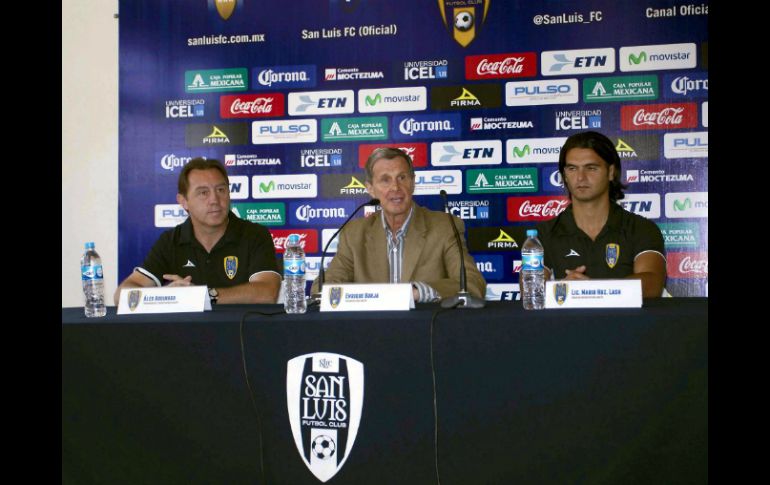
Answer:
[310,198,380,303]
[439,190,485,309]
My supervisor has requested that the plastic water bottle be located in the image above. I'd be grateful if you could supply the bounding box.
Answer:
[521,229,545,310]
[81,242,106,317]
[283,234,307,314]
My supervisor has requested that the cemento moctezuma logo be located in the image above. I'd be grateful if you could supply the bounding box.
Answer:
[437,0,491,47]
[287,353,364,483]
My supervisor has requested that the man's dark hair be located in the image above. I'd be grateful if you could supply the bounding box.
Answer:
[364,147,415,183]
[177,157,228,196]
[558,131,626,202]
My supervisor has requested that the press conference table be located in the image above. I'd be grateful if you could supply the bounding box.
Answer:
[62,299,707,485]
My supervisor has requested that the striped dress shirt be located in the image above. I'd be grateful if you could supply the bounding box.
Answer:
[382,206,441,303]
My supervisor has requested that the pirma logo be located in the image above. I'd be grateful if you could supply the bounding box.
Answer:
[287,353,364,483]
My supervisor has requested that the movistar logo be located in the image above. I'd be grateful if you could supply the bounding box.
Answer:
[365,94,382,106]
[344,177,366,189]
[629,51,647,65]
[512,145,531,158]
[259,181,275,193]
[673,198,692,211]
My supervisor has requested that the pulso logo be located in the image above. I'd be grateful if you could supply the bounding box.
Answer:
[260,124,311,134]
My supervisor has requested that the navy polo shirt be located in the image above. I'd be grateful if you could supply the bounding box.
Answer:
[136,213,280,288]
[536,202,665,280]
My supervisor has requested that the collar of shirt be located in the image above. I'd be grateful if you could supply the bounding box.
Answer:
[178,211,238,251]
[381,205,414,242]
[553,202,623,238]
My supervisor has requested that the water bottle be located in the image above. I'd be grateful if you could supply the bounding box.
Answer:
[521,229,545,310]
[283,234,307,314]
[81,242,107,317]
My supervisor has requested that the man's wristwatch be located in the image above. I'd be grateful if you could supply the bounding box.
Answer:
[208,287,219,304]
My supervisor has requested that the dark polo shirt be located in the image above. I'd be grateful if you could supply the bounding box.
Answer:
[136,213,280,288]
[536,202,665,280]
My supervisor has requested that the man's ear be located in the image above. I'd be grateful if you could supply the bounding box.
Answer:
[176,193,187,210]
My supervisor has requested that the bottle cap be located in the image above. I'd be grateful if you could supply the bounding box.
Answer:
[85,242,95,249]
[287,233,300,244]
[526,229,537,237]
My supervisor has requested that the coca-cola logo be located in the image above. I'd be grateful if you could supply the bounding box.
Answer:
[229,97,275,114]
[678,256,708,275]
[476,57,525,76]
[519,199,570,218]
[507,196,570,222]
[273,234,306,250]
[270,230,319,253]
[632,107,684,126]
[220,93,285,118]
[667,252,708,278]
[466,52,536,80]
[621,103,697,130]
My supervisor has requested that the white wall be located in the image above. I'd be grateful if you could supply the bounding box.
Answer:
[62,0,119,307]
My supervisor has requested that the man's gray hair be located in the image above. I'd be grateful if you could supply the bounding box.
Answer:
[364,147,415,183]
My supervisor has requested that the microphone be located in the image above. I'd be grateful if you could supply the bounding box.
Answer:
[439,190,485,309]
[311,198,380,302]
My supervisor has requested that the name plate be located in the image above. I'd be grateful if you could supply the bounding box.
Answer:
[544,279,642,309]
[320,283,414,312]
[117,286,211,314]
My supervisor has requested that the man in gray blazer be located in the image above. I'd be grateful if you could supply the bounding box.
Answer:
[311,147,486,302]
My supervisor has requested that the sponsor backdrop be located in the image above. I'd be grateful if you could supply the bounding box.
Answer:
[119,0,708,297]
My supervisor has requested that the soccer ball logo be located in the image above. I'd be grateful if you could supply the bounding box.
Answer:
[312,435,336,460]
[454,11,474,32]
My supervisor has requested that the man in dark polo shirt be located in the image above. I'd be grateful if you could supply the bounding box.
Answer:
[114,158,281,304]
[536,131,666,298]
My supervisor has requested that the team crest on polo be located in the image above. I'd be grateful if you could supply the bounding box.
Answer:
[128,290,142,311]
[224,256,238,279]
[329,286,342,308]
[287,353,364,483]
[438,0,491,47]
[554,283,568,305]
[605,244,620,269]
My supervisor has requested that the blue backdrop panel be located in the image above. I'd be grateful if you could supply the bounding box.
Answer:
[119,0,708,296]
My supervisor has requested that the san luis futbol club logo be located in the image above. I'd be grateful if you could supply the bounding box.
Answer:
[438,0,491,47]
[287,353,364,482]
